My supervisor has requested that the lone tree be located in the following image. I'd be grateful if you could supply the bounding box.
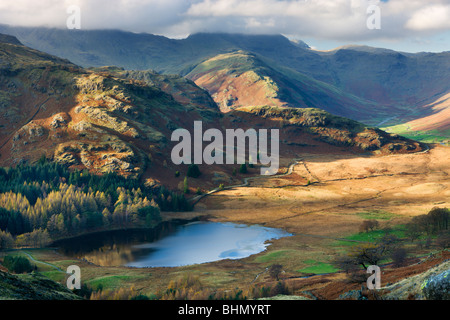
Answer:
[360,220,380,233]
[405,222,421,242]
[348,243,385,270]
[334,236,401,283]
[239,163,248,174]
[391,247,408,268]
[269,264,283,281]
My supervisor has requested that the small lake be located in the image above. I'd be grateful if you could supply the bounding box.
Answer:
[54,221,292,268]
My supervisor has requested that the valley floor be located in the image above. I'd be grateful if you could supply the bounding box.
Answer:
[3,145,449,300]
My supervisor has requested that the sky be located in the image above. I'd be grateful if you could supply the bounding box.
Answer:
[0,0,449,53]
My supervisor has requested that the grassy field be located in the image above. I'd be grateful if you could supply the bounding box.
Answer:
[382,124,450,143]
[296,260,338,274]
[334,225,407,246]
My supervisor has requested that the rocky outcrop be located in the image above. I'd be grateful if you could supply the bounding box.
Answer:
[422,269,450,300]
[235,106,422,154]
[54,139,141,177]
[50,113,68,129]
[382,258,450,300]
[20,122,45,138]
[75,105,136,136]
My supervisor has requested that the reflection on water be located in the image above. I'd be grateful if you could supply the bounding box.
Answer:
[54,221,292,268]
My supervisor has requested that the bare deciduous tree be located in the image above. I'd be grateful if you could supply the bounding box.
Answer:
[391,247,408,268]
[360,220,380,233]
[269,264,283,281]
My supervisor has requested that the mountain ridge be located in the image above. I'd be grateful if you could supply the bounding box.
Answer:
[186,50,380,121]
[0,37,424,194]
[0,26,448,135]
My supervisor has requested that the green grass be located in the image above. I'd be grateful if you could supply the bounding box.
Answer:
[254,250,293,263]
[334,225,408,246]
[40,270,66,282]
[383,124,450,143]
[400,130,449,143]
[297,261,338,274]
[86,275,146,290]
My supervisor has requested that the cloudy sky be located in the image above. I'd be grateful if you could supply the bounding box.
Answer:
[0,0,449,52]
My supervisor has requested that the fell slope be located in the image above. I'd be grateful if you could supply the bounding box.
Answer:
[0,34,222,186]
[2,27,447,107]
[0,270,82,300]
[0,34,425,193]
[383,93,450,143]
[187,51,379,121]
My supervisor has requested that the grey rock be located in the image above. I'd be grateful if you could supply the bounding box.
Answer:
[422,270,450,300]
[50,114,67,128]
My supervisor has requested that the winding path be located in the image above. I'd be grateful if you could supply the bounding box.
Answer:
[0,98,50,153]
[190,158,303,205]
[23,251,64,273]
[191,142,430,207]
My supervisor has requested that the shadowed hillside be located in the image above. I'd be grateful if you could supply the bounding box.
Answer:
[0,269,81,300]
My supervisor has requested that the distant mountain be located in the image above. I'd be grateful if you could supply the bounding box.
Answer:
[186,50,379,121]
[0,34,422,192]
[0,25,448,134]
[0,26,309,75]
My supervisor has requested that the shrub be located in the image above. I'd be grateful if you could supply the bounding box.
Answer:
[187,164,201,178]
[183,177,189,194]
[360,220,380,233]
[73,283,95,299]
[90,286,138,300]
[269,281,291,297]
[435,231,450,250]
[2,255,34,274]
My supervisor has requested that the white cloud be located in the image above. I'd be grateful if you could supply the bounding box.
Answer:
[406,4,450,31]
[0,0,449,43]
